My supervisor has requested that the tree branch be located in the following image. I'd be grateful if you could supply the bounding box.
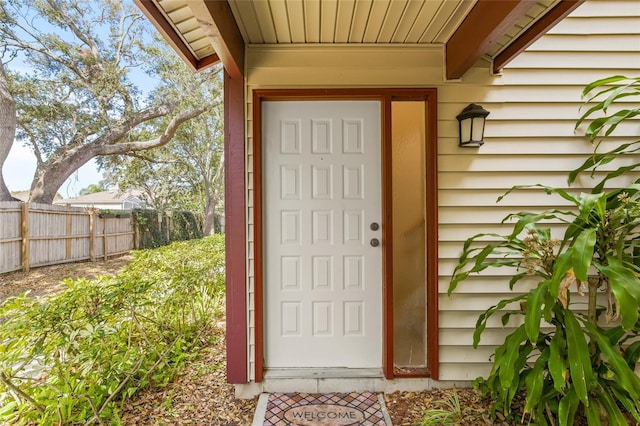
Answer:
[0,4,86,77]
[98,106,209,155]
[44,0,100,60]
[115,12,142,68]
[18,125,44,166]
[125,152,158,162]
[0,372,45,413]
[92,103,176,148]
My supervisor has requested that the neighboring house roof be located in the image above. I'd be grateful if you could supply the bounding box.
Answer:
[54,190,145,209]
[135,0,585,78]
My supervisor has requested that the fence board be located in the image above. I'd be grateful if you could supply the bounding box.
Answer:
[0,203,134,274]
[0,201,22,273]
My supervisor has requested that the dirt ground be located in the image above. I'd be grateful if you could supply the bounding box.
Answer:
[0,258,505,425]
[0,256,132,302]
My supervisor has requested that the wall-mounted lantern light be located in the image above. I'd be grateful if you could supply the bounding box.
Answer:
[456,103,490,148]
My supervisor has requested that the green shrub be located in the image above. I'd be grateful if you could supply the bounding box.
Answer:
[0,236,225,424]
[170,211,204,242]
[133,209,203,249]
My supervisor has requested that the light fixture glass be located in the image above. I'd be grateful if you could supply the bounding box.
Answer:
[456,103,489,147]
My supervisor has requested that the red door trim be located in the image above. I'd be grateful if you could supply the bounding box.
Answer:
[224,70,247,383]
[426,94,440,380]
[381,95,394,379]
[252,89,264,382]
[252,88,439,381]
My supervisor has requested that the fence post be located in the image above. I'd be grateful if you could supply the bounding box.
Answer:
[114,216,119,255]
[66,208,72,261]
[132,212,139,249]
[166,212,172,243]
[103,217,108,260]
[89,211,96,262]
[21,203,30,272]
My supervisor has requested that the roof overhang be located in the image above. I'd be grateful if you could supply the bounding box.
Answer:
[136,0,585,79]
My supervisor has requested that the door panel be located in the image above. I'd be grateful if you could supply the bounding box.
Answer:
[263,100,382,368]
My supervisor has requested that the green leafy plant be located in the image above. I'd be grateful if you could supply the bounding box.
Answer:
[0,236,225,424]
[417,389,467,426]
[570,76,640,191]
[448,76,640,425]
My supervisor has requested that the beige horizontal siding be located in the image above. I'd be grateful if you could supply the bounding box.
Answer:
[439,154,638,172]
[507,51,640,69]
[497,68,640,85]
[440,329,522,347]
[439,363,493,381]
[569,0,640,16]
[439,294,523,311]
[439,206,570,225]
[527,34,640,51]
[438,223,571,242]
[438,137,638,155]
[440,310,525,330]
[440,170,635,190]
[437,276,540,294]
[549,16,640,34]
[439,188,578,206]
[244,0,640,383]
[440,346,498,364]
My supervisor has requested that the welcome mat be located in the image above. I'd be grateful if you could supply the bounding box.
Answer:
[258,392,390,425]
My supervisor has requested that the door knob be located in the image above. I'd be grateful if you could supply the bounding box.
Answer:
[370,222,379,231]
[370,238,380,247]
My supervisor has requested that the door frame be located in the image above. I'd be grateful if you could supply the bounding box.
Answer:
[252,88,439,382]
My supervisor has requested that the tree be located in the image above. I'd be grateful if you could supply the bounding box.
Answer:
[0,0,218,204]
[0,60,16,201]
[103,73,225,235]
[175,108,225,235]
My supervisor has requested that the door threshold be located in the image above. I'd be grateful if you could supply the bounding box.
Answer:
[264,368,383,379]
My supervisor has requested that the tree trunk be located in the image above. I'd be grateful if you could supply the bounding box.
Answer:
[204,156,224,235]
[29,147,97,204]
[0,62,17,201]
[203,194,216,235]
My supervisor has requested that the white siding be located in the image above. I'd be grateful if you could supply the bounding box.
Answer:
[244,0,640,383]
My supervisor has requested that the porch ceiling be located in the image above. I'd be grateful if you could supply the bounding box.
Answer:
[135,0,585,78]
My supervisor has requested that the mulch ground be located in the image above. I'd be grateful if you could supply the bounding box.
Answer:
[0,257,515,425]
[120,322,259,425]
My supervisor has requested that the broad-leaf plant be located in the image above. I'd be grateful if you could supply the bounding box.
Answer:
[449,76,640,425]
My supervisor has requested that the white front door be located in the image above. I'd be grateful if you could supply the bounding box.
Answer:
[263,100,382,369]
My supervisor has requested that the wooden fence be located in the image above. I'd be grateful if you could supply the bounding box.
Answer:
[0,201,134,274]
